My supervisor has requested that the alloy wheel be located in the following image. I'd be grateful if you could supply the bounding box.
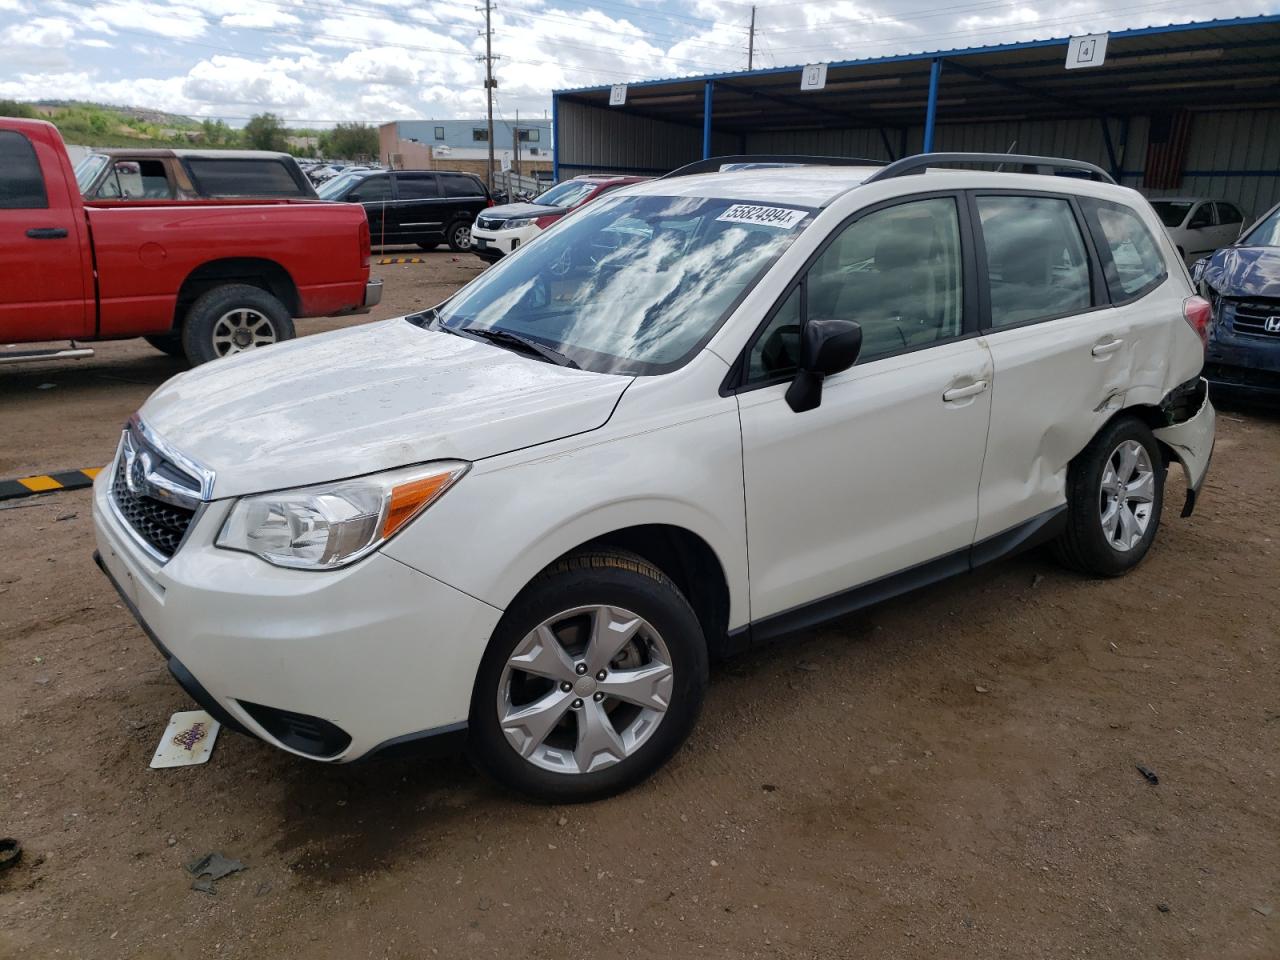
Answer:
[210,308,278,357]
[497,604,674,775]
[1099,439,1155,552]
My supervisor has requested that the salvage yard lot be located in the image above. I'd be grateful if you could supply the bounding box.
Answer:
[1,255,1277,960]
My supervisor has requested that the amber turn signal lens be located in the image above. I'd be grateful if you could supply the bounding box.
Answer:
[381,473,458,539]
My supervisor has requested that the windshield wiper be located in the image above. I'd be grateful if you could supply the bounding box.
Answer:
[456,325,579,369]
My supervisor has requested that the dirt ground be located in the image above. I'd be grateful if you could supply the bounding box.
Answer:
[1,252,1277,960]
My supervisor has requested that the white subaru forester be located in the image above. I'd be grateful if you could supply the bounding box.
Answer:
[93,153,1215,802]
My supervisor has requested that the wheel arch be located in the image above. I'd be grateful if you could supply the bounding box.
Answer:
[174,258,300,328]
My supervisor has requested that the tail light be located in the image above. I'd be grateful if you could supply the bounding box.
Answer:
[358,218,371,268]
[535,214,561,230]
[1182,295,1212,348]
[486,198,494,208]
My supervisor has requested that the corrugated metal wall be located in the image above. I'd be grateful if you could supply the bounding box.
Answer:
[557,99,736,176]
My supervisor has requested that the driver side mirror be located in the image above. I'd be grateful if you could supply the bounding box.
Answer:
[785,319,862,413]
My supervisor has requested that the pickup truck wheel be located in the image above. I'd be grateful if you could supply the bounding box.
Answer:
[446,220,473,252]
[1052,417,1165,577]
[468,550,708,803]
[144,334,185,358]
[182,284,295,365]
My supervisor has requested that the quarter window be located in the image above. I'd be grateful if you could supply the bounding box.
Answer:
[0,131,47,209]
[439,174,482,197]
[1081,198,1168,302]
[976,195,1091,327]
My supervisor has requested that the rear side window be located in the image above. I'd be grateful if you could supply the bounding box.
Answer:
[395,174,437,200]
[438,174,483,198]
[185,158,308,197]
[1081,198,1168,302]
[0,131,48,209]
[1216,202,1244,226]
[976,195,1092,328]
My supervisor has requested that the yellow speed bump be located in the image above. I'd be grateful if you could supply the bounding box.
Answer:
[1,467,102,501]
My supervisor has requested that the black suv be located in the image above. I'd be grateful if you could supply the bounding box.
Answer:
[317,169,490,251]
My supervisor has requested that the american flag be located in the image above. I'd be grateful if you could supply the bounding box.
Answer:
[1144,111,1193,190]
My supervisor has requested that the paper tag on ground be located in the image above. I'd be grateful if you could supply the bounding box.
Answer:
[150,710,220,768]
[716,204,807,230]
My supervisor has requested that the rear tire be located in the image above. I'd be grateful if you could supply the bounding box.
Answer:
[468,550,708,803]
[446,219,473,253]
[144,333,185,358]
[181,284,295,366]
[1052,416,1165,577]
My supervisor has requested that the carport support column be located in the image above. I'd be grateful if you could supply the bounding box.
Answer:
[551,94,560,183]
[702,80,715,159]
[923,58,943,153]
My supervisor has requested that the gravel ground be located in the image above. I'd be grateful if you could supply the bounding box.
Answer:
[0,253,1277,960]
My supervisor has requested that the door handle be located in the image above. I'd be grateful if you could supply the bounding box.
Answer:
[1091,338,1124,358]
[26,227,68,240]
[942,379,989,402]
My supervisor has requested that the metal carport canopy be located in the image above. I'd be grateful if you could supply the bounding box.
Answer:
[552,14,1280,174]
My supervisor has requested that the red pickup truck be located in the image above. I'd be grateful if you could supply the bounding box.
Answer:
[0,118,379,366]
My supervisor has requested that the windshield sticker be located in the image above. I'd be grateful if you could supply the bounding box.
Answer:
[716,204,808,230]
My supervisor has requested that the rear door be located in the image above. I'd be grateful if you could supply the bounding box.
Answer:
[389,172,443,242]
[0,128,91,341]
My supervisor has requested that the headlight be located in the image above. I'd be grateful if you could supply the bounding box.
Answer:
[216,461,468,570]
[503,217,536,230]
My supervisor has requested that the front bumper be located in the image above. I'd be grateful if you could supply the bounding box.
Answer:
[91,469,503,762]
[469,224,540,259]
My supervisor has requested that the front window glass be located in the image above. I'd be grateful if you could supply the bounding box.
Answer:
[432,194,813,375]
[533,180,597,208]
[1242,205,1280,247]
[1150,201,1193,228]
[74,153,109,194]
[978,195,1092,326]
[316,171,361,199]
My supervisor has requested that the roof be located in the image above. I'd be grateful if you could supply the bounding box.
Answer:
[554,15,1280,130]
[98,148,296,161]
[626,165,880,206]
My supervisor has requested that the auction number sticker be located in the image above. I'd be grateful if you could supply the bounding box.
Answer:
[716,204,808,230]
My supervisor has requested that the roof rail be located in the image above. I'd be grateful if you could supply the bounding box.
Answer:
[864,152,1115,184]
[662,154,883,179]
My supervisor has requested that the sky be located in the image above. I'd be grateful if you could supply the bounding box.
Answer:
[0,0,1274,127]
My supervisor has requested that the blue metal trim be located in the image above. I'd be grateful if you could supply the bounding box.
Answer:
[551,93,560,183]
[923,58,942,153]
[553,14,1280,95]
[702,80,714,160]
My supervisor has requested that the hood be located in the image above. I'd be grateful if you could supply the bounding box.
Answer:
[482,202,566,220]
[1201,245,1280,298]
[138,319,630,499]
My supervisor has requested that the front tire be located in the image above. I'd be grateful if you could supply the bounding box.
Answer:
[1053,417,1165,577]
[469,551,708,803]
[181,284,295,366]
[447,220,474,252]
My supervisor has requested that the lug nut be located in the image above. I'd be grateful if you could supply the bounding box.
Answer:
[593,692,604,702]
[575,663,588,675]
[560,681,572,692]
[595,669,607,681]
[571,698,584,709]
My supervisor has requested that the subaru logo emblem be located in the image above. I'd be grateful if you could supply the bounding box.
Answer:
[1266,316,1280,333]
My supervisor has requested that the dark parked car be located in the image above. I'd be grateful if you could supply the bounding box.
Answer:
[1193,200,1280,399]
[317,169,491,251]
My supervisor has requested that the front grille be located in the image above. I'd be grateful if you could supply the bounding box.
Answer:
[1229,298,1280,338]
[476,216,503,230]
[109,424,204,560]
[112,456,195,558]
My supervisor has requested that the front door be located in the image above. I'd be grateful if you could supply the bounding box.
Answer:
[0,128,91,341]
[736,194,993,622]
[348,173,394,246]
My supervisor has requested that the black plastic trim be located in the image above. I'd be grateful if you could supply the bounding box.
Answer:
[739,505,1067,647]
[365,721,470,761]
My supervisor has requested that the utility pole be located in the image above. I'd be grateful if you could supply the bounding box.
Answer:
[747,5,756,70]
[514,108,521,180]
[480,0,497,190]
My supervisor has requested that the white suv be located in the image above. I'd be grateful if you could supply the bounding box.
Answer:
[93,153,1215,802]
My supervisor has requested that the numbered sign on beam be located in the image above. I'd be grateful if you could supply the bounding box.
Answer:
[800,64,828,92]
[609,84,628,106]
[1065,34,1108,70]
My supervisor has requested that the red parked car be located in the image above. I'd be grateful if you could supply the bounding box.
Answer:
[468,175,650,261]
[0,118,380,367]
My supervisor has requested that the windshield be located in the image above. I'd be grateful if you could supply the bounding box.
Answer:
[431,194,813,375]
[1150,201,1193,228]
[317,171,363,200]
[532,180,599,209]
[1242,204,1280,247]
[74,153,109,194]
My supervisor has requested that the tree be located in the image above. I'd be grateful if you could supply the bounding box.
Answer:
[0,99,36,119]
[243,113,287,151]
[319,122,378,161]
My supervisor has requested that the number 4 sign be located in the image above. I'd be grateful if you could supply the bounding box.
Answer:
[800,63,828,91]
[1066,34,1108,70]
